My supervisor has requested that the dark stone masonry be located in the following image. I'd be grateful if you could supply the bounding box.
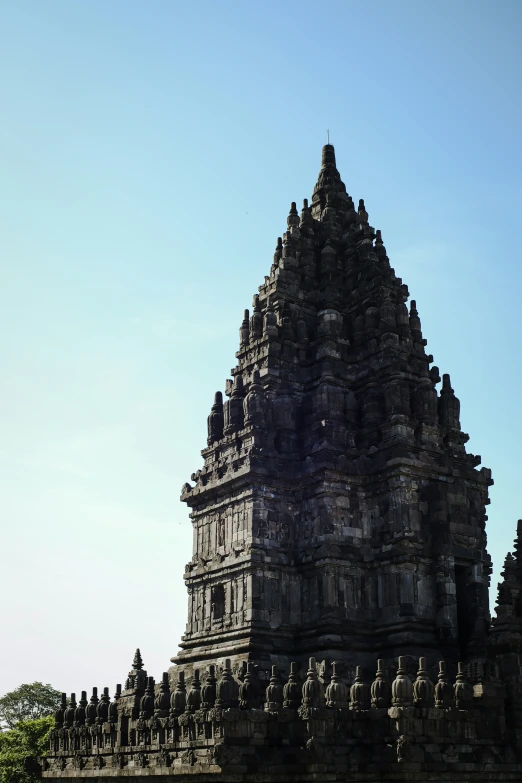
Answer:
[39,145,522,781]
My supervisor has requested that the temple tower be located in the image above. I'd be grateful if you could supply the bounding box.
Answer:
[173,145,493,680]
[41,143,522,783]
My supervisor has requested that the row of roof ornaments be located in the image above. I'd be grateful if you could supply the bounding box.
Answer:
[269,194,404,297]
[235,276,415,352]
[52,653,482,734]
[204,370,461,448]
[240,196,419,352]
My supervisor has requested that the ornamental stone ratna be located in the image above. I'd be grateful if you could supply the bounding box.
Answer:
[39,145,522,781]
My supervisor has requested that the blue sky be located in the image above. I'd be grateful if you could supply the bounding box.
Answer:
[1,0,521,695]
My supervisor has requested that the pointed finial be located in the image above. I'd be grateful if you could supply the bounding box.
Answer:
[231,373,244,397]
[371,659,391,708]
[500,551,516,581]
[207,391,224,444]
[350,665,370,710]
[287,201,299,228]
[240,310,250,346]
[186,669,202,713]
[133,649,144,670]
[454,661,473,708]
[514,521,522,564]
[358,199,369,222]
[409,300,422,335]
[201,664,217,709]
[302,658,320,707]
[265,665,283,712]
[321,143,336,169]
[434,660,454,707]
[300,198,313,228]
[375,229,387,257]
[283,661,301,709]
[274,236,283,264]
[442,373,453,393]
[85,688,98,725]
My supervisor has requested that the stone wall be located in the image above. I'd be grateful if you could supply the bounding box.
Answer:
[41,655,522,781]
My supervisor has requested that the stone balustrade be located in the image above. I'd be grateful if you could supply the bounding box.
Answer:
[41,654,518,779]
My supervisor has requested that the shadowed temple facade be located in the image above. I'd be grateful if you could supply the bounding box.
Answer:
[39,146,522,781]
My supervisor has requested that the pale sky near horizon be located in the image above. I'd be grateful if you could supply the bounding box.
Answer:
[1,0,522,697]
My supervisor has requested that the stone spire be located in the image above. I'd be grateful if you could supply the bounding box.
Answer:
[514,519,522,570]
[125,648,147,692]
[133,649,144,670]
[42,141,522,783]
[176,143,493,677]
[311,144,347,217]
[490,521,522,660]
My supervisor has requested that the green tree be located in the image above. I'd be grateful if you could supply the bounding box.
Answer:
[0,716,53,783]
[0,684,61,731]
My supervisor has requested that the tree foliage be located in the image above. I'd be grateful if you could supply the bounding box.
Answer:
[0,716,53,783]
[0,684,61,731]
